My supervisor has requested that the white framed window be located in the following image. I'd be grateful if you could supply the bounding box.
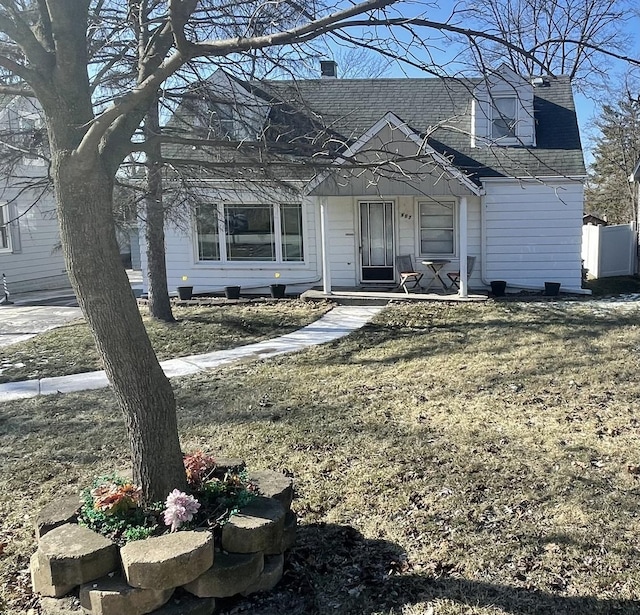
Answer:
[195,202,304,263]
[418,200,455,256]
[491,96,517,140]
[0,204,11,252]
[19,113,46,165]
[211,104,236,140]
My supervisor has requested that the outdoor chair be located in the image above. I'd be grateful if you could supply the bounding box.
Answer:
[396,255,423,293]
[447,256,476,290]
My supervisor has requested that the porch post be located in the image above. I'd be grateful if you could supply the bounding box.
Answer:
[320,196,332,294]
[459,196,468,298]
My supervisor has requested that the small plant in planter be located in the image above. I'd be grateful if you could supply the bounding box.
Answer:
[77,452,258,545]
[78,475,161,545]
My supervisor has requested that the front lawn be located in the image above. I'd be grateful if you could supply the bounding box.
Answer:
[0,300,331,383]
[2,301,640,614]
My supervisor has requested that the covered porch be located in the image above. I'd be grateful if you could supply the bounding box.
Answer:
[306,113,485,301]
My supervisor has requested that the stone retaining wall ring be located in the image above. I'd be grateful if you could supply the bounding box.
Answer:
[221,497,285,554]
[248,471,294,510]
[183,550,264,598]
[32,524,117,595]
[79,574,173,615]
[120,530,214,590]
[241,554,284,596]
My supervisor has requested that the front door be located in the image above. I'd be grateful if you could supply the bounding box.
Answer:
[359,201,395,282]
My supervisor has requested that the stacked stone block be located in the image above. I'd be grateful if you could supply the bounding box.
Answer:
[31,469,296,615]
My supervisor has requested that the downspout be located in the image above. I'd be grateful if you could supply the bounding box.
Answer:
[320,196,332,294]
[480,188,491,287]
[458,196,468,297]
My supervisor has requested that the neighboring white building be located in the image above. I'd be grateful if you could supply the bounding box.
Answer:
[0,97,69,295]
[146,64,586,296]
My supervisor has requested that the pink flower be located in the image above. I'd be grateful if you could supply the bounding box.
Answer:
[163,489,201,532]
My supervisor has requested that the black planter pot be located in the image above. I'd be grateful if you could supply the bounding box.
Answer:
[270,283,286,299]
[490,280,507,297]
[177,286,193,300]
[544,282,561,296]
[225,285,241,299]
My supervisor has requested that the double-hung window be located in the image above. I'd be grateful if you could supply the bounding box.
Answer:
[0,204,11,252]
[491,96,517,139]
[418,200,454,256]
[196,203,304,263]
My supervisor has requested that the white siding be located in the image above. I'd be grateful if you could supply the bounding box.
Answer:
[482,179,584,290]
[0,187,69,293]
[0,98,69,294]
[157,192,321,294]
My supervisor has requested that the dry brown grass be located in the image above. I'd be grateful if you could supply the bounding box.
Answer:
[0,300,330,383]
[3,300,640,614]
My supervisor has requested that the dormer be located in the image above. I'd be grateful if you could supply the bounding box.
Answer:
[471,64,536,148]
[179,69,270,142]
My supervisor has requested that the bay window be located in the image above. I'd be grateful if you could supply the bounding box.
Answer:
[196,202,303,263]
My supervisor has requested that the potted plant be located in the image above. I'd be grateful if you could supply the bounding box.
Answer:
[177,275,193,300]
[270,284,286,299]
[490,280,507,297]
[177,286,193,300]
[544,282,561,296]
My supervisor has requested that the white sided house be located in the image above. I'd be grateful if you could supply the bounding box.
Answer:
[152,64,585,297]
[0,97,69,295]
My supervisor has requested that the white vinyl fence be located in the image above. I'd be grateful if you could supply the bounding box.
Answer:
[582,223,636,278]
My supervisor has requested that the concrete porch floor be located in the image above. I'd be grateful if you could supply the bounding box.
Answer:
[300,288,488,305]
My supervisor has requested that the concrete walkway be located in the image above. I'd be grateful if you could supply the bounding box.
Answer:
[0,304,82,347]
[0,305,384,402]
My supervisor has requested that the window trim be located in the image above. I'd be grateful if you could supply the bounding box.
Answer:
[416,198,457,258]
[0,203,11,253]
[490,95,518,142]
[194,201,305,265]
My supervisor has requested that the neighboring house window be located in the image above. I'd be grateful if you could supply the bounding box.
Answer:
[212,104,236,140]
[196,203,304,263]
[0,204,11,251]
[419,200,454,255]
[19,114,45,164]
[491,96,517,139]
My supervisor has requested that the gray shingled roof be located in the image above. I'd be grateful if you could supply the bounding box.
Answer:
[254,75,586,180]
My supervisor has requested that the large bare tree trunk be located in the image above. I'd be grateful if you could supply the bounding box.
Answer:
[52,149,186,502]
[144,98,175,322]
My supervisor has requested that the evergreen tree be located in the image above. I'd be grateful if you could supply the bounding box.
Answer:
[587,94,640,224]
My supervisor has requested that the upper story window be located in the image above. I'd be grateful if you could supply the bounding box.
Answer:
[418,200,455,256]
[19,114,46,164]
[491,96,517,139]
[0,204,11,251]
[211,104,236,140]
[196,202,304,263]
[472,65,535,147]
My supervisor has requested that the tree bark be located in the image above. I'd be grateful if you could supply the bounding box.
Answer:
[144,97,175,322]
[52,149,186,502]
